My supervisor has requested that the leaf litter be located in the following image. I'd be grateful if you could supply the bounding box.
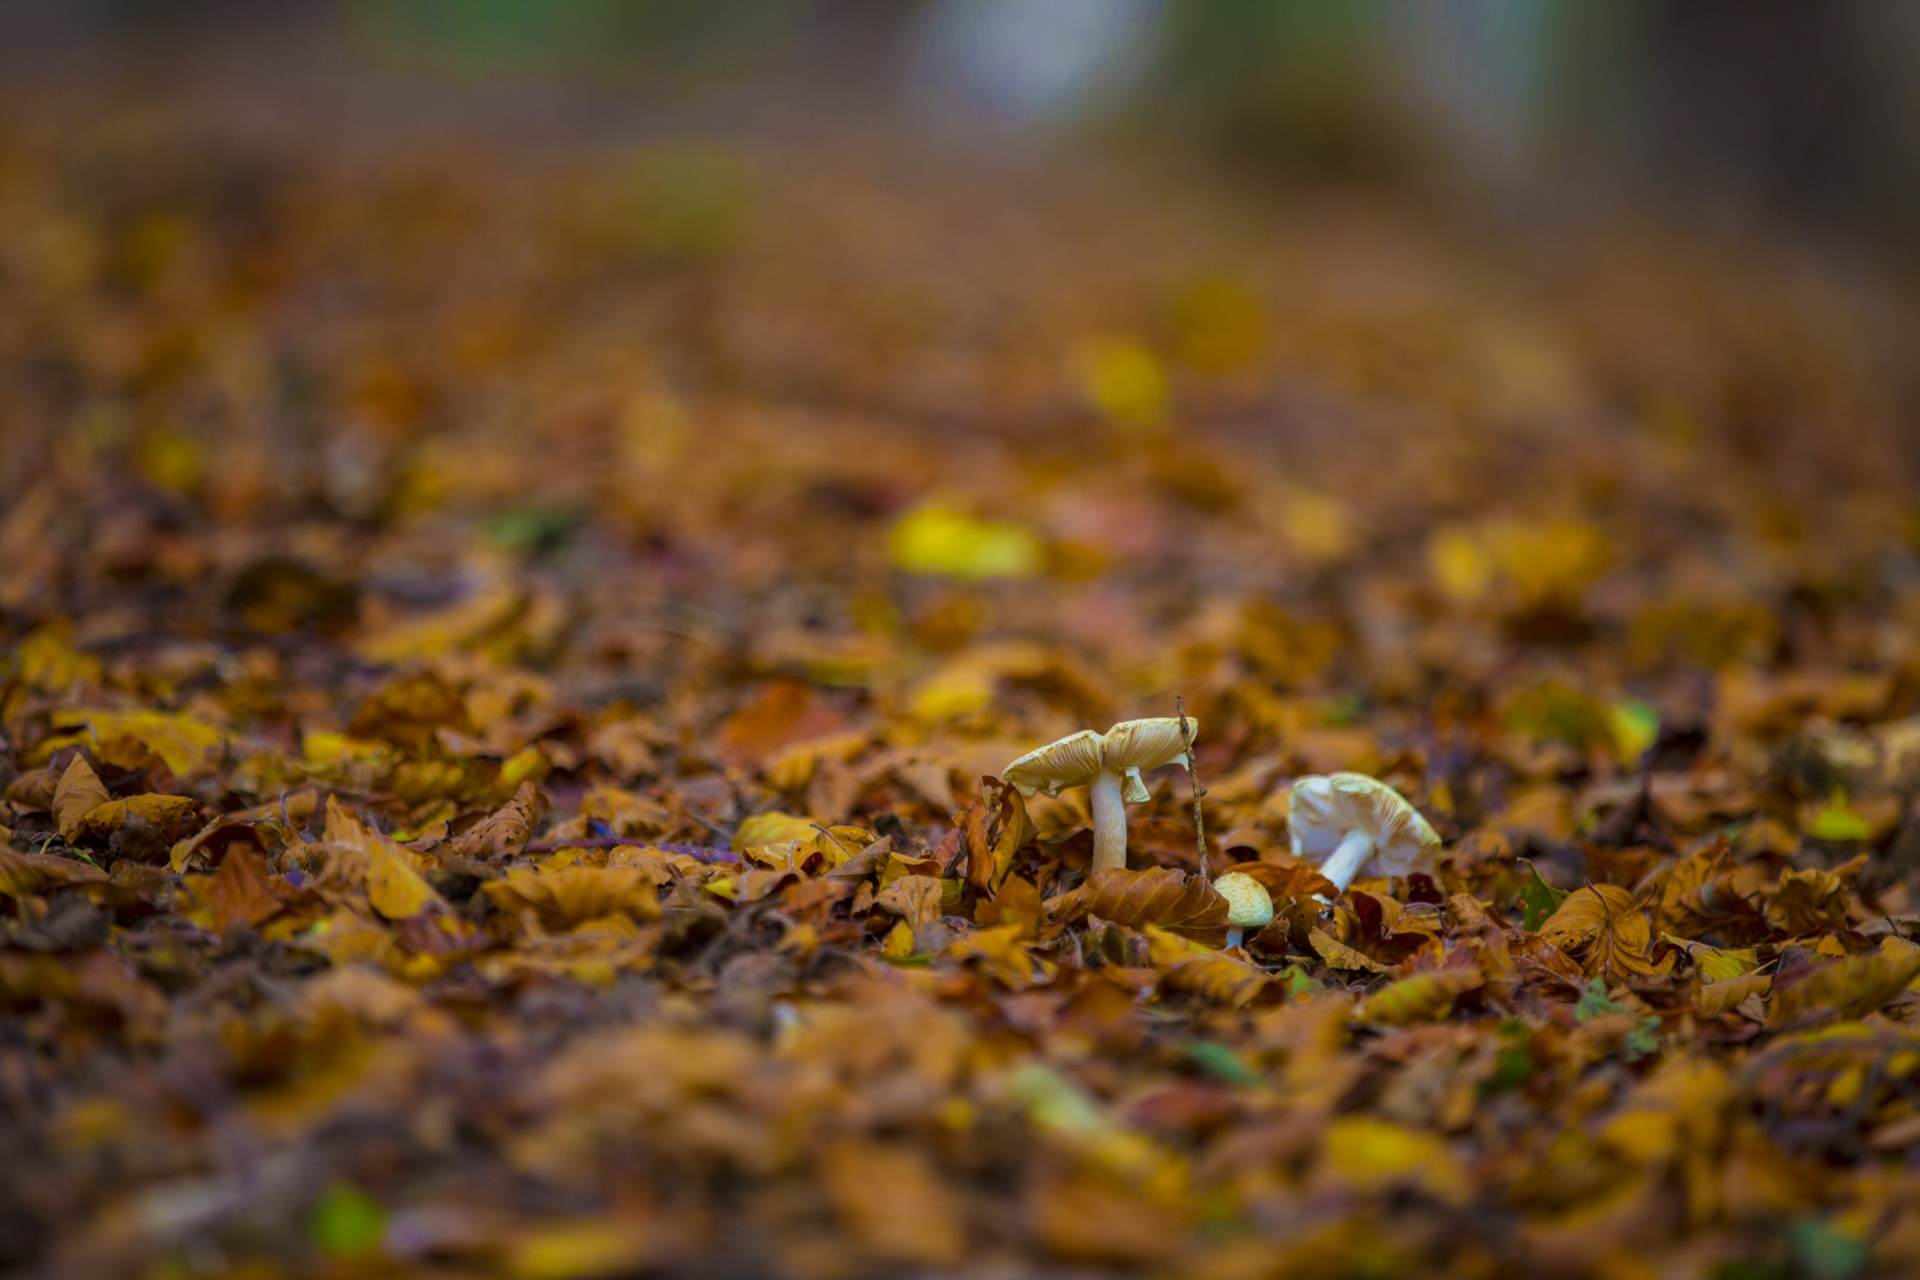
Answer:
[3,103,1920,1280]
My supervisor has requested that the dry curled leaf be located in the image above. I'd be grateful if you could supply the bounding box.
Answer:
[452,780,542,858]
[964,775,1036,896]
[1309,927,1389,974]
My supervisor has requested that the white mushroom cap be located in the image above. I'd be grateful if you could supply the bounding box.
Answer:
[1288,772,1440,880]
[1213,871,1275,931]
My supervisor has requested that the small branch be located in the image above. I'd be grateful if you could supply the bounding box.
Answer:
[1177,695,1209,883]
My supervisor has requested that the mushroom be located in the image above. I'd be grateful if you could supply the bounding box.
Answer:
[1287,772,1440,895]
[1213,871,1274,949]
[1002,717,1195,873]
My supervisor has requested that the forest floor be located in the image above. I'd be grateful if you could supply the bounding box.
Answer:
[6,88,1920,1279]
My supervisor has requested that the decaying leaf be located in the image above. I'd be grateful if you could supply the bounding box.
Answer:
[1539,884,1675,982]
[451,780,541,858]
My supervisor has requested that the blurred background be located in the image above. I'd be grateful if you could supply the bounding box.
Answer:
[4,0,1920,247]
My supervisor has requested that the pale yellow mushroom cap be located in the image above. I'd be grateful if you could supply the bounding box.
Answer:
[1213,871,1274,931]
[1001,718,1197,801]
[1287,772,1440,879]
[1102,716,1195,802]
[1002,729,1104,797]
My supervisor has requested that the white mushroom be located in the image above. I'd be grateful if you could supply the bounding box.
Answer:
[1003,717,1195,873]
[1213,871,1274,949]
[1287,772,1439,895]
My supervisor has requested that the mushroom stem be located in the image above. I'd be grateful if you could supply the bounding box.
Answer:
[1225,928,1244,949]
[1089,769,1128,872]
[1320,829,1375,893]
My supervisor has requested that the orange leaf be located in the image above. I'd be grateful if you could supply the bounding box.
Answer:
[202,845,284,933]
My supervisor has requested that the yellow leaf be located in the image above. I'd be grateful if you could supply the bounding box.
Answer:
[1076,335,1168,428]
[52,757,109,841]
[1358,966,1485,1026]
[732,811,822,853]
[1698,973,1770,1017]
[507,1220,648,1280]
[889,503,1041,580]
[325,797,443,921]
[72,794,203,845]
[484,866,660,930]
[47,709,228,777]
[1661,934,1760,982]
[1768,945,1920,1028]
[1321,1116,1467,1202]
[1145,926,1274,1007]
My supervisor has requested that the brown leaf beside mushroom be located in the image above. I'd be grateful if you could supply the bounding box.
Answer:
[1047,867,1228,944]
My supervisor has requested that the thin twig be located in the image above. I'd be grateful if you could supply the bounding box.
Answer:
[1177,695,1209,883]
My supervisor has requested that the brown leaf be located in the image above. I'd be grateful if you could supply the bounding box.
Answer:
[71,794,203,847]
[0,848,108,897]
[1508,931,1589,990]
[1658,836,1767,943]
[715,680,848,768]
[1049,867,1228,943]
[1309,927,1389,974]
[52,757,109,841]
[874,875,945,932]
[1229,856,1339,901]
[1539,884,1675,982]
[1766,859,1861,936]
[1146,926,1275,1006]
[964,775,1036,896]
[451,780,541,858]
[201,845,284,933]
[819,1141,965,1267]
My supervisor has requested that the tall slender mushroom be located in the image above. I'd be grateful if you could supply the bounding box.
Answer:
[1003,717,1195,873]
[1213,871,1274,949]
[1288,772,1440,894]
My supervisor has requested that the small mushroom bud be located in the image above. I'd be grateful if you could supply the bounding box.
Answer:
[1003,717,1196,873]
[1214,871,1274,949]
[1287,772,1440,896]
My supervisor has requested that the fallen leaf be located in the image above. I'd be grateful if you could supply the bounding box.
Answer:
[1359,966,1485,1026]
[52,757,109,841]
[452,780,541,858]
[485,866,661,930]
[1310,927,1389,974]
[1049,867,1228,943]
